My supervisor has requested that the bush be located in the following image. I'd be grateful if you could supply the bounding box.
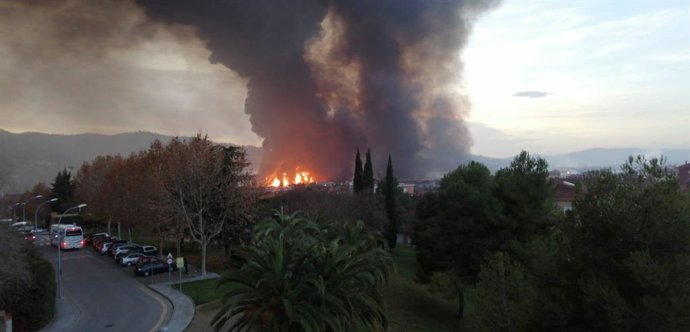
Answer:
[0,235,56,332]
[463,252,538,332]
[426,272,458,300]
[13,250,57,331]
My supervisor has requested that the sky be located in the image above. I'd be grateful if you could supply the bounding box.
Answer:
[0,0,688,158]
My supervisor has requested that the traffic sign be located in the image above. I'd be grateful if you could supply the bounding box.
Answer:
[167,253,173,265]
[176,257,184,269]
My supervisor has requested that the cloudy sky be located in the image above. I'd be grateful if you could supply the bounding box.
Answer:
[464,0,689,157]
[0,0,688,158]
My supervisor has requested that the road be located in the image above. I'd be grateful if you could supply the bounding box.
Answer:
[35,234,170,332]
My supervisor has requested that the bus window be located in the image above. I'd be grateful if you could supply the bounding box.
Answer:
[66,229,82,236]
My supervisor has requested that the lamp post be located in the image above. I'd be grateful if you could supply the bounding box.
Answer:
[56,203,87,299]
[35,198,58,231]
[21,195,43,221]
[12,203,20,221]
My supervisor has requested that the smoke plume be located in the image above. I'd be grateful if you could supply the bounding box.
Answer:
[135,0,499,181]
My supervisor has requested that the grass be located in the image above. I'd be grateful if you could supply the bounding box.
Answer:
[177,278,240,305]
[384,246,461,332]
[182,245,461,331]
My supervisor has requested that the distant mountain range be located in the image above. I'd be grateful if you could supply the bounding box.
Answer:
[0,129,262,193]
[472,148,690,173]
[0,129,687,193]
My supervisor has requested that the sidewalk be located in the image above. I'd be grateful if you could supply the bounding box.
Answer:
[40,296,80,332]
[148,271,220,332]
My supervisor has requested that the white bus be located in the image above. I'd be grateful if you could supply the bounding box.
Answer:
[50,224,84,249]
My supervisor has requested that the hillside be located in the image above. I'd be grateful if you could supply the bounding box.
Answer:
[0,129,687,193]
[0,130,262,193]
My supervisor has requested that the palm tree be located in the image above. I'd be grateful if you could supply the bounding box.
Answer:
[211,211,392,331]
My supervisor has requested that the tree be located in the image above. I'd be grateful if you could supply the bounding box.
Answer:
[50,168,76,214]
[414,161,499,318]
[464,252,538,331]
[212,211,392,331]
[492,151,558,257]
[353,148,363,193]
[20,183,52,228]
[382,155,399,249]
[363,149,374,194]
[75,155,125,229]
[561,156,690,331]
[158,135,253,275]
[266,186,388,233]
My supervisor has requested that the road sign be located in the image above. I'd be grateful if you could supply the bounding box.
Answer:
[167,253,173,265]
[176,257,184,269]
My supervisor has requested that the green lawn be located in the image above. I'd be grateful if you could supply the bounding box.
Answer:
[177,278,240,305]
[384,246,461,331]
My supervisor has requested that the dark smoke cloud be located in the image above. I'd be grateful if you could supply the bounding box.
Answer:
[0,0,255,145]
[136,0,499,181]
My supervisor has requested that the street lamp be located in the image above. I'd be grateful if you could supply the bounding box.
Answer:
[56,203,87,299]
[21,195,43,221]
[34,198,58,231]
[12,203,20,221]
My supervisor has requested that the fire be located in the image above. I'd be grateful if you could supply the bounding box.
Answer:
[267,169,316,187]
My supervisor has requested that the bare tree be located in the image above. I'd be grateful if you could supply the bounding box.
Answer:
[158,135,253,275]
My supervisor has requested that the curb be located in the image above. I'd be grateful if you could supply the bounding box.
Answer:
[40,296,80,332]
[148,273,220,332]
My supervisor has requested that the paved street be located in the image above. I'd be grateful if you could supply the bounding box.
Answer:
[36,234,170,332]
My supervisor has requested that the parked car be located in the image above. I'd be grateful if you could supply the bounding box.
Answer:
[107,242,130,256]
[21,230,36,242]
[84,232,109,246]
[137,255,161,265]
[94,236,118,251]
[134,260,177,276]
[112,244,140,257]
[100,239,126,254]
[129,245,158,257]
[118,253,154,267]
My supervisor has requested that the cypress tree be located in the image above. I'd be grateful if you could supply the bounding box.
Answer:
[50,169,75,213]
[383,155,398,249]
[353,148,363,193]
[363,149,374,194]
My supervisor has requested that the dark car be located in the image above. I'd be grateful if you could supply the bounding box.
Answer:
[84,232,109,246]
[93,236,118,250]
[129,245,158,257]
[134,260,177,276]
[21,230,36,242]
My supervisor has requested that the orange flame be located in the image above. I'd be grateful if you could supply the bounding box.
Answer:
[267,169,316,187]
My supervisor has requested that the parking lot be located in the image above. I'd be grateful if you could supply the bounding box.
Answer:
[34,233,170,331]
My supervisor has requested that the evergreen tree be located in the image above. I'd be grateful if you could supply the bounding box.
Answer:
[464,252,538,331]
[493,151,558,255]
[50,168,75,213]
[363,149,374,194]
[413,161,499,318]
[561,156,690,331]
[383,155,399,249]
[353,148,363,193]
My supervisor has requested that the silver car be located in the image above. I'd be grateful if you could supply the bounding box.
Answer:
[119,253,152,267]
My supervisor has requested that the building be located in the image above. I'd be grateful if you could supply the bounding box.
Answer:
[555,180,576,212]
